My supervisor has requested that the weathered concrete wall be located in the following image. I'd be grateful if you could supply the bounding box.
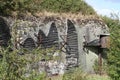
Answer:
[77,20,109,73]
[0,16,109,75]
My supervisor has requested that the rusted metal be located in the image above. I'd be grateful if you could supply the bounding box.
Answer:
[100,35,110,48]
[98,47,103,75]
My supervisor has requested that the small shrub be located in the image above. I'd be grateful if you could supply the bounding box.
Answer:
[102,15,120,80]
[62,67,87,80]
[93,59,108,75]
[0,0,96,16]
[0,47,44,80]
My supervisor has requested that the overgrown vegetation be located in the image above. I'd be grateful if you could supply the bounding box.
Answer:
[93,59,108,74]
[102,15,120,80]
[0,0,96,16]
[0,0,119,80]
[63,67,87,80]
[87,74,110,80]
[39,0,96,15]
[0,47,42,80]
[0,20,59,80]
[0,45,60,80]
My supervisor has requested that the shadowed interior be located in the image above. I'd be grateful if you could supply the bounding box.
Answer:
[0,17,11,47]
[66,19,79,68]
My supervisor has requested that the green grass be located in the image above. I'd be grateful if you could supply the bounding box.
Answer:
[87,74,111,80]
[46,74,111,80]
[48,75,63,80]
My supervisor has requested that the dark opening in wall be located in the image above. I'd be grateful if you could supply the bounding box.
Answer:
[38,30,47,48]
[0,17,11,47]
[46,22,59,49]
[23,38,36,50]
[66,19,79,67]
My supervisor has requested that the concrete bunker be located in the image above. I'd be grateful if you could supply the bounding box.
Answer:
[78,19,110,73]
[5,16,110,74]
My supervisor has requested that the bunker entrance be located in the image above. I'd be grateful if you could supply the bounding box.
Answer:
[66,20,79,68]
[23,38,36,50]
[47,23,59,49]
[38,30,47,48]
[0,17,11,47]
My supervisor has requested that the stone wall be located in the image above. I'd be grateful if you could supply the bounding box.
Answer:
[0,15,109,75]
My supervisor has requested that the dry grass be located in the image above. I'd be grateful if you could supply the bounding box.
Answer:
[10,11,106,28]
[12,10,101,20]
[10,11,104,23]
[34,11,100,20]
[87,74,111,80]
[45,74,111,80]
[46,75,63,80]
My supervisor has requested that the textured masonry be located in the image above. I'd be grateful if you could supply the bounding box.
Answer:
[0,16,109,74]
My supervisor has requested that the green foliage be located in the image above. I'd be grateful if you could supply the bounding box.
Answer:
[93,59,108,74]
[102,16,120,80]
[0,0,33,16]
[39,0,96,15]
[87,75,111,80]
[0,46,59,80]
[0,19,61,80]
[0,46,46,80]
[62,67,87,80]
[0,0,96,16]
[93,59,99,74]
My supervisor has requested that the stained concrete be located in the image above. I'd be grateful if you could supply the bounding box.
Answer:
[0,16,109,75]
